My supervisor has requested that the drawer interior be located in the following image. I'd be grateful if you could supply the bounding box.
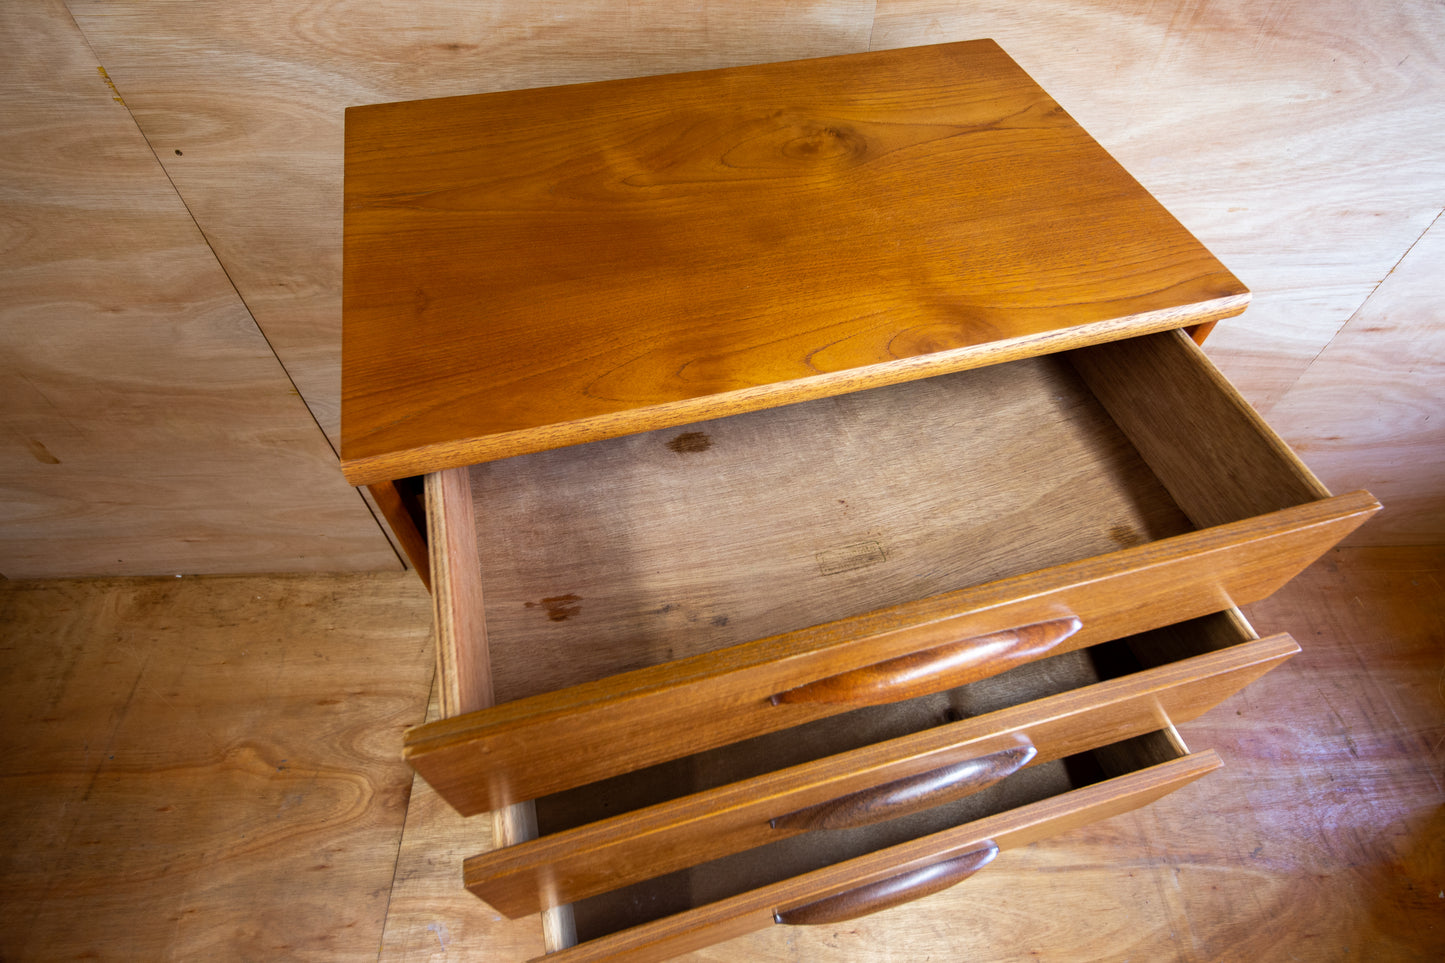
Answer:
[463,329,1328,705]
[530,609,1249,834]
[564,728,1188,944]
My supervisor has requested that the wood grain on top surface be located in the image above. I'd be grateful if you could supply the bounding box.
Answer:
[341,39,1247,482]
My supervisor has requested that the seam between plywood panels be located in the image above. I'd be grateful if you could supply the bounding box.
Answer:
[59,1,409,572]
[1271,208,1445,410]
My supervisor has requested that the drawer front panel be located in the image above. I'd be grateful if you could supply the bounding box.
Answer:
[534,749,1222,963]
[464,629,1296,917]
[406,493,1371,816]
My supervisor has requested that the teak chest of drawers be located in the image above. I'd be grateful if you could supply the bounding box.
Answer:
[340,40,1378,961]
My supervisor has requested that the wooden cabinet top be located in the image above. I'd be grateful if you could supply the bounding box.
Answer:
[341,39,1246,484]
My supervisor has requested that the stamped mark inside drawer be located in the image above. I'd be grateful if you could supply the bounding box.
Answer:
[817,540,888,576]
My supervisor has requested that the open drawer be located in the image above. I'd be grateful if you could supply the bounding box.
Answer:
[404,328,1375,816]
[463,607,1293,917]
[536,728,1218,962]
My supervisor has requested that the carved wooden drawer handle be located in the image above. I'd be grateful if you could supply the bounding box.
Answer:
[774,841,1000,926]
[770,743,1036,832]
[771,617,1082,706]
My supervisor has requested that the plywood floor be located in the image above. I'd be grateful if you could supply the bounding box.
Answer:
[1,547,1440,961]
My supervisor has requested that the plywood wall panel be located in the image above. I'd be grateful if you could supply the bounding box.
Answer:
[870,0,1445,414]
[66,0,877,443]
[15,1,1441,558]
[1266,217,1445,545]
[0,0,400,578]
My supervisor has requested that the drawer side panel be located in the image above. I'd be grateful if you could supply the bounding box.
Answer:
[1070,329,1331,528]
